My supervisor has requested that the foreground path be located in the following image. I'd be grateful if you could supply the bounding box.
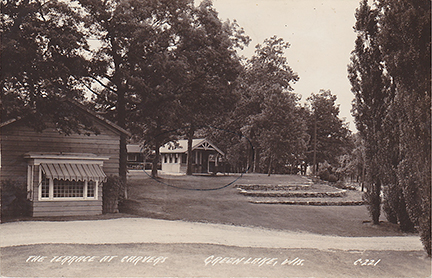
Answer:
[0,218,423,251]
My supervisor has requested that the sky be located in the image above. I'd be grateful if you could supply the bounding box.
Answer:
[211,0,361,131]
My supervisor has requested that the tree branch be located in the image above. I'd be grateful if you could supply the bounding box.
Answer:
[81,81,101,96]
[89,76,118,95]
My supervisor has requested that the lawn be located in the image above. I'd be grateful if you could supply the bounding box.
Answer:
[123,171,408,237]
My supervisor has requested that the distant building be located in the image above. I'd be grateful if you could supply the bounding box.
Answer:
[126,145,145,169]
[126,145,160,170]
[159,139,225,174]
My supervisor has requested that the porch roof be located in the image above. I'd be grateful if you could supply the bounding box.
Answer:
[159,139,224,156]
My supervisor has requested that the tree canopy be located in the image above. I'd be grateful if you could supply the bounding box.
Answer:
[305,89,351,174]
[1,0,92,133]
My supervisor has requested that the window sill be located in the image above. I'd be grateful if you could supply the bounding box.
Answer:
[38,198,98,201]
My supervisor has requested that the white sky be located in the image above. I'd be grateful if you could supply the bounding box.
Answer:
[211,0,360,131]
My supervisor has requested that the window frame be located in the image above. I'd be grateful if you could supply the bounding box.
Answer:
[38,167,99,201]
[24,153,108,202]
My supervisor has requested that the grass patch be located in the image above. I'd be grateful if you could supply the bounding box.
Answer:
[124,172,411,237]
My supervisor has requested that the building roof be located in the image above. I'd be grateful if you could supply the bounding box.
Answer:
[159,138,224,156]
[0,99,131,136]
[127,144,143,153]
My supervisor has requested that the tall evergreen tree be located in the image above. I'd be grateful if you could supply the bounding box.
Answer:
[348,0,387,225]
[377,0,431,255]
[349,0,431,255]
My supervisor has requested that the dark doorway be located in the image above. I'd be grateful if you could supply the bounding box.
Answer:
[202,152,209,173]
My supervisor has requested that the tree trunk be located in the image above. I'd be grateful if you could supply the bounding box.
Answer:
[372,181,381,225]
[116,86,128,199]
[186,126,194,175]
[267,155,272,176]
[253,148,259,173]
[313,113,317,176]
[361,159,365,191]
[112,42,127,185]
[152,138,160,178]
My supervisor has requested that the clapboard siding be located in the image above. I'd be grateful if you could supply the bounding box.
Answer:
[33,200,102,208]
[33,199,102,217]
[1,116,124,217]
[1,121,120,178]
[33,209,101,217]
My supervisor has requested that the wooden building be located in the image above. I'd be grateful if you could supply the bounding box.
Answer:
[0,100,129,217]
[159,139,225,174]
[126,144,145,169]
[126,145,160,170]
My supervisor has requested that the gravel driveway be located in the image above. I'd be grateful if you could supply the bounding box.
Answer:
[0,218,423,251]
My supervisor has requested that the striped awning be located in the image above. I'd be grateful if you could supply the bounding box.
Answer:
[40,163,107,182]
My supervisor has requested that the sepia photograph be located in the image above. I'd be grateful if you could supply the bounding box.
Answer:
[1,0,431,277]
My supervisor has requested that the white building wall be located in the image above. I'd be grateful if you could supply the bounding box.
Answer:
[161,153,181,173]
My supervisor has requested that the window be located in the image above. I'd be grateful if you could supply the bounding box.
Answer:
[127,154,137,161]
[39,176,98,200]
[37,163,105,200]
[174,154,178,163]
[41,173,49,198]
[53,179,84,198]
[87,181,96,198]
[25,153,107,201]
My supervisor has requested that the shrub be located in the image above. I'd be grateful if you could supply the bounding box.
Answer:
[327,174,338,183]
[318,169,330,181]
[333,180,359,190]
[318,164,339,183]
[1,179,31,220]
[102,176,126,214]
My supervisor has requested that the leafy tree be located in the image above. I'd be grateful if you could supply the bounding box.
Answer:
[79,0,197,179]
[170,0,249,175]
[1,0,92,133]
[256,92,308,175]
[305,89,351,175]
[122,0,195,178]
[335,134,365,185]
[230,36,306,175]
[79,0,248,178]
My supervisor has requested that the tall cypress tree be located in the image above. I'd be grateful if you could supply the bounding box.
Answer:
[377,0,431,255]
[349,0,431,255]
[348,0,387,225]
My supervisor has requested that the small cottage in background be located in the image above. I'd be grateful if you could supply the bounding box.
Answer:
[126,144,145,169]
[126,145,160,170]
[159,138,225,174]
[0,100,129,218]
